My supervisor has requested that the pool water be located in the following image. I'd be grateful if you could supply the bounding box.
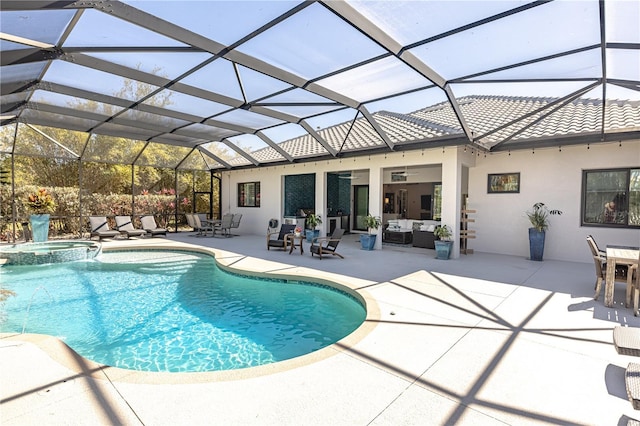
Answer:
[0,250,366,372]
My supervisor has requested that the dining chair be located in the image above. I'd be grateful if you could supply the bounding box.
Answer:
[590,240,635,307]
[586,235,606,258]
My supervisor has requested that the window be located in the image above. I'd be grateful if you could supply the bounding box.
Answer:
[238,182,260,207]
[582,168,639,227]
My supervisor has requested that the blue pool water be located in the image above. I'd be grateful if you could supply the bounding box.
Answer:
[0,250,366,372]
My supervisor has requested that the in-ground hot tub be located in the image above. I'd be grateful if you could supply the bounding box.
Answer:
[0,240,102,266]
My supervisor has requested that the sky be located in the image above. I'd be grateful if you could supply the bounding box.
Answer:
[2,0,639,152]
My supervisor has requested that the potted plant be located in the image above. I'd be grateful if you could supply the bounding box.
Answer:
[526,202,562,261]
[434,224,453,259]
[305,213,322,242]
[25,187,57,242]
[360,214,381,250]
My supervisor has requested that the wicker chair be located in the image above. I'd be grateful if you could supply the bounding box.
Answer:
[588,236,638,310]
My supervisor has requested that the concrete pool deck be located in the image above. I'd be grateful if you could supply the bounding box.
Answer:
[2,233,640,425]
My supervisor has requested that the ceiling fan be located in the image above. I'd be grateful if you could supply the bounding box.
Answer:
[338,172,358,179]
[393,166,419,177]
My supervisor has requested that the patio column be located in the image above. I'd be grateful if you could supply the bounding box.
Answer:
[315,172,326,236]
[441,147,463,258]
[369,165,383,250]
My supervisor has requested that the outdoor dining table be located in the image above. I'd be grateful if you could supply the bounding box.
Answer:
[605,245,640,307]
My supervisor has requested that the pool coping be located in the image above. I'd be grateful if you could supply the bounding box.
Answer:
[1,240,380,384]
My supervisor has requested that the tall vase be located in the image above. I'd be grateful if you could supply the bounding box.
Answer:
[528,228,545,261]
[30,214,50,242]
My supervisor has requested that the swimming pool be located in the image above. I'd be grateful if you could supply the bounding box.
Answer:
[0,249,366,373]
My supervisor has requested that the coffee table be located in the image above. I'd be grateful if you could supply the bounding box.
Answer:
[383,230,413,244]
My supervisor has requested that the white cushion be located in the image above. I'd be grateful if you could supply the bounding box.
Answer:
[427,225,436,232]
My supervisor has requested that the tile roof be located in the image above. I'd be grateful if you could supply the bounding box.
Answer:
[232,95,640,165]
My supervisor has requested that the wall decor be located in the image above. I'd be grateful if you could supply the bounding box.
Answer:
[488,172,520,193]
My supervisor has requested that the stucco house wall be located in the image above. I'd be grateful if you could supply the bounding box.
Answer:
[221,140,639,263]
[469,140,640,263]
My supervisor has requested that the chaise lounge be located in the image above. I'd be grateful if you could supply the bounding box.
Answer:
[140,215,167,237]
[115,216,147,239]
[89,216,121,241]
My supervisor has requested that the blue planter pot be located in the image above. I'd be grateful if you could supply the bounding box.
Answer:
[360,234,377,250]
[30,214,50,242]
[306,229,319,242]
[434,240,452,259]
[529,228,546,261]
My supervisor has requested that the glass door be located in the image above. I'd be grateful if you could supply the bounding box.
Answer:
[353,185,369,231]
[433,183,442,220]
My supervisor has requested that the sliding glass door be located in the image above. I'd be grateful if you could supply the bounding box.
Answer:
[353,185,369,231]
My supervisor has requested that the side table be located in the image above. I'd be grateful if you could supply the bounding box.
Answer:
[286,233,305,255]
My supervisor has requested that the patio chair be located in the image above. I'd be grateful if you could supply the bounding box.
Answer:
[186,213,206,236]
[267,223,296,251]
[193,214,213,236]
[140,215,167,237]
[229,213,243,236]
[214,213,234,237]
[89,216,120,241]
[310,228,345,259]
[115,216,147,239]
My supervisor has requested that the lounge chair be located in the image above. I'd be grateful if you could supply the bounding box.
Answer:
[115,216,147,239]
[89,216,121,241]
[310,228,345,259]
[215,213,234,237]
[140,215,167,237]
[267,223,296,251]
